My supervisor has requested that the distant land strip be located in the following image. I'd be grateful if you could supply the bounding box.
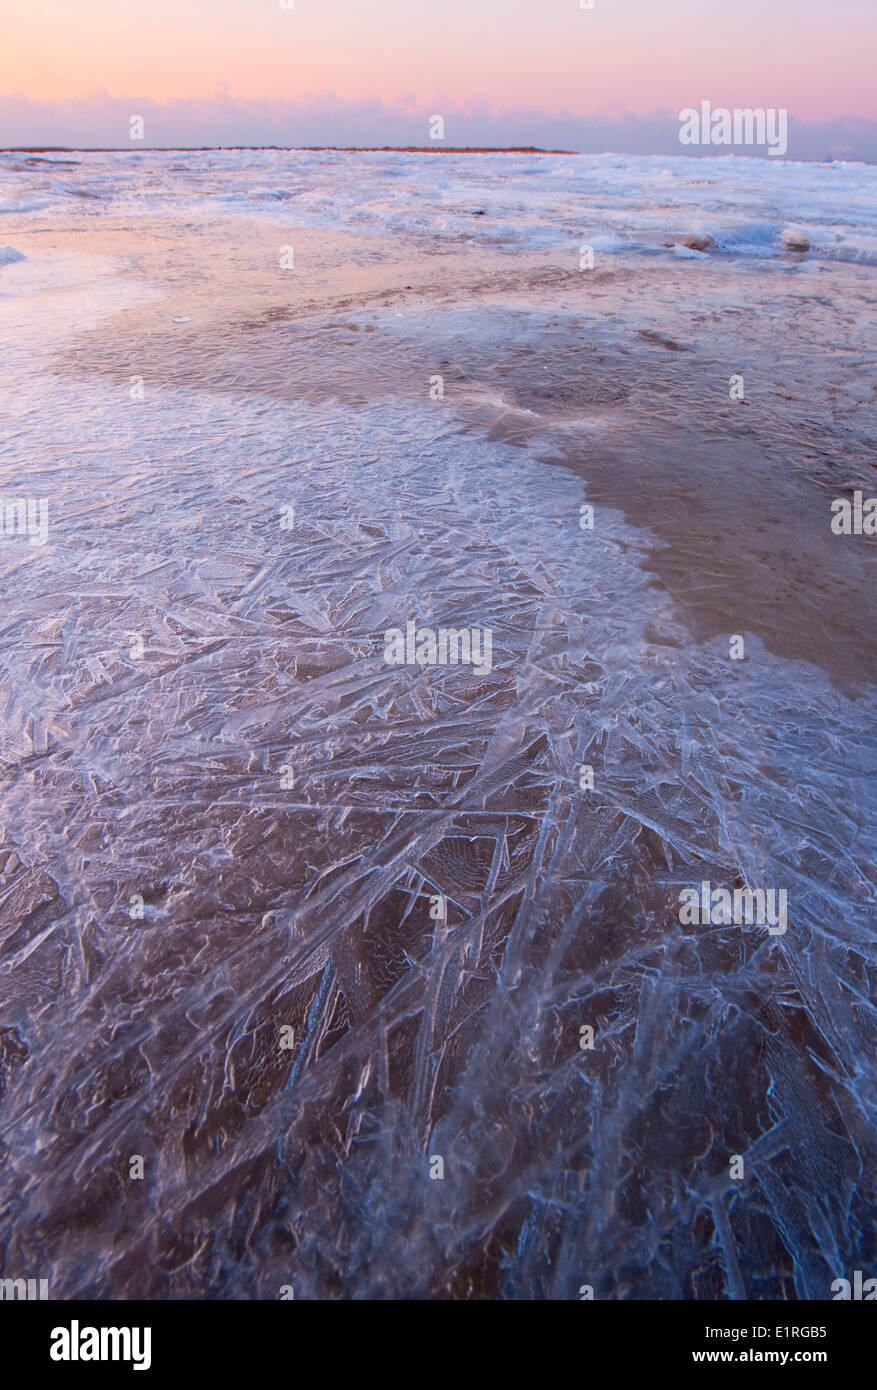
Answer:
[1,145,577,155]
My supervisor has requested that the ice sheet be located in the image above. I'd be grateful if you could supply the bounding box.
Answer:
[2,148,876,263]
[0,161,875,1300]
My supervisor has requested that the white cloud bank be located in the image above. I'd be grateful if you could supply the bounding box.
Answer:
[0,91,874,162]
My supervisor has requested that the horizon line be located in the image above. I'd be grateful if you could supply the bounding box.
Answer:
[1,144,577,155]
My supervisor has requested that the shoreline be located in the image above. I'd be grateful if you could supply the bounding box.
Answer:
[4,212,872,692]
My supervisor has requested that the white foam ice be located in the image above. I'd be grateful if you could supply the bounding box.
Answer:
[2,149,875,263]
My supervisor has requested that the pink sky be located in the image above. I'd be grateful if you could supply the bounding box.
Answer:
[2,0,876,157]
[2,0,875,121]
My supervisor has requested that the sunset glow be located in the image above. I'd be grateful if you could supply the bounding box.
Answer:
[1,0,875,148]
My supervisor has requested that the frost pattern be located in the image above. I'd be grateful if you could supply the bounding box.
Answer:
[0,152,875,1300]
[0,381,874,1299]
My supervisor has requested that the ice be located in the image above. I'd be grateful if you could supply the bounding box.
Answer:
[1,380,873,1296]
[0,156,875,1300]
[2,148,876,263]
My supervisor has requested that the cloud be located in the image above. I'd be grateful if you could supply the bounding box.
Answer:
[1,92,875,162]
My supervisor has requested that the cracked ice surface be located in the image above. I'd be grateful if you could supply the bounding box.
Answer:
[0,366,873,1300]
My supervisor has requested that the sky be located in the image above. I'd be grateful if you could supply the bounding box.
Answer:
[1,0,876,158]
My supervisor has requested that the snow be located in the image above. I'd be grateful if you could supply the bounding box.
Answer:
[1,148,876,262]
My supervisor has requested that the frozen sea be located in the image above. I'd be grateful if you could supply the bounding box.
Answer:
[0,150,875,1300]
